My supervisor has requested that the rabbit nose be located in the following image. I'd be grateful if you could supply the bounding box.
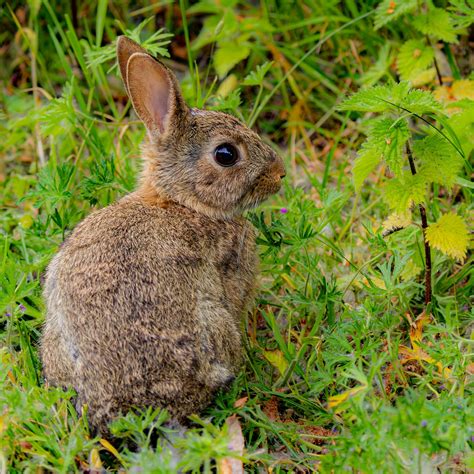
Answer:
[270,156,286,179]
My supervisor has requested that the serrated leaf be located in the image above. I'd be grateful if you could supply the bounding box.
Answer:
[413,135,463,188]
[397,39,434,83]
[413,7,458,43]
[243,61,273,86]
[339,82,442,116]
[382,211,412,233]
[384,171,427,212]
[374,0,417,30]
[401,89,443,115]
[339,82,411,113]
[425,212,469,260]
[214,42,251,78]
[353,118,410,189]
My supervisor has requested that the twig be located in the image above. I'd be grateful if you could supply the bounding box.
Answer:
[406,143,432,305]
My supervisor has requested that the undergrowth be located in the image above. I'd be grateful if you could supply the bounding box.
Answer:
[0,0,473,472]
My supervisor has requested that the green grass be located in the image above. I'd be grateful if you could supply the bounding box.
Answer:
[1,1,473,472]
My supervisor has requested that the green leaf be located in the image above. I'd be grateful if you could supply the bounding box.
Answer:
[397,39,434,83]
[445,99,474,156]
[339,82,411,113]
[425,212,469,260]
[359,43,394,87]
[455,176,474,189]
[401,89,444,115]
[413,7,459,43]
[413,135,464,189]
[243,61,273,86]
[384,171,427,212]
[448,0,474,29]
[352,118,410,190]
[374,0,417,30]
[214,42,251,79]
[352,147,381,192]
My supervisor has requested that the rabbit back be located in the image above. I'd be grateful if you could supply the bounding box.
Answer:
[41,195,256,429]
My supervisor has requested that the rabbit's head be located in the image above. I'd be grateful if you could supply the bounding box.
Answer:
[117,37,285,219]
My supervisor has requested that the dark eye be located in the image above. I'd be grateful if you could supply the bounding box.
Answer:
[214,143,239,167]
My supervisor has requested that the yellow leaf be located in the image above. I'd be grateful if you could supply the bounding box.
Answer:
[382,211,412,233]
[281,273,297,289]
[409,311,432,349]
[18,214,34,229]
[216,74,238,98]
[425,212,470,260]
[399,346,452,379]
[89,448,103,470]
[263,350,288,375]
[452,80,474,100]
[410,68,436,87]
[328,385,367,410]
[99,439,126,465]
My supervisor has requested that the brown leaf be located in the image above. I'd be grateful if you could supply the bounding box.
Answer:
[262,396,281,422]
[234,397,248,409]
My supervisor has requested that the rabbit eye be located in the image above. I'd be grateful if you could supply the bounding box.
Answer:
[214,143,238,167]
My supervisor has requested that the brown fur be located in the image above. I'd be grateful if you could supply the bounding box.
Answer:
[40,36,285,432]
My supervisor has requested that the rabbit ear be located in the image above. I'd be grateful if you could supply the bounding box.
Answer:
[116,36,147,93]
[124,52,187,136]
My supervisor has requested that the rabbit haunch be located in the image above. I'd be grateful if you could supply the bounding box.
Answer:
[40,36,285,432]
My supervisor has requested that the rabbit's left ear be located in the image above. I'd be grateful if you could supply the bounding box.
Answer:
[116,36,188,136]
[117,36,147,94]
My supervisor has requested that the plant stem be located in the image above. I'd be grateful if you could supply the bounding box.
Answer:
[426,36,443,86]
[406,143,432,305]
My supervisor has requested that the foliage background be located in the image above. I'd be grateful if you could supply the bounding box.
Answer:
[0,0,472,472]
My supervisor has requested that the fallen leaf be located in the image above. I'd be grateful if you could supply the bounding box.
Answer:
[234,397,248,409]
[262,396,281,422]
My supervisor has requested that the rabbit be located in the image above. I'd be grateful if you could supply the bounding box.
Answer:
[40,36,286,433]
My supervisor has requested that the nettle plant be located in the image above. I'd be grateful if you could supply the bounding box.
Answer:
[339,81,471,307]
[372,0,473,86]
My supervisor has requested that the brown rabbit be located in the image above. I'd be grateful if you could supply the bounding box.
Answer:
[41,36,285,433]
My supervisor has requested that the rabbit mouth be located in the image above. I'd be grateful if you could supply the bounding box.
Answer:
[240,179,282,210]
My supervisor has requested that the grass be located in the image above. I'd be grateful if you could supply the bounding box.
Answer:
[1,1,473,472]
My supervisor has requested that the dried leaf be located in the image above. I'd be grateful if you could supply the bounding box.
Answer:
[233,397,248,409]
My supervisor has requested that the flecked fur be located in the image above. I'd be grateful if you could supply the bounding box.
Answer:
[40,37,285,433]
